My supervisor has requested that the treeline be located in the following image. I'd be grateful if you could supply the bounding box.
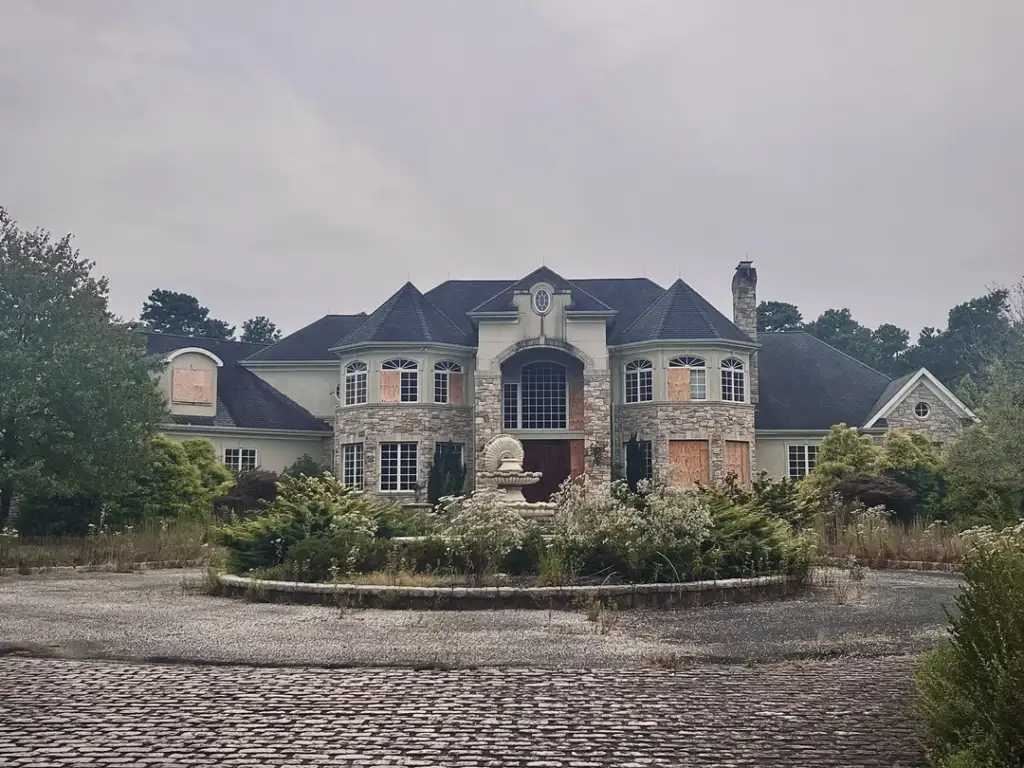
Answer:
[135,289,283,344]
[758,282,1022,387]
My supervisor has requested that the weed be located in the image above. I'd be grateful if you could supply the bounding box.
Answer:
[180,567,222,596]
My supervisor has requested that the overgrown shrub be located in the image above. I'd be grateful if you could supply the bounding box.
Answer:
[282,454,327,478]
[215,472,380,574]
[705,471,812,528]
[213,469,280,520]
[695,494,811,579]
[13,492,105,537]
[832,473,919,523]
[436,488,528,581]
[916,522,1024,767]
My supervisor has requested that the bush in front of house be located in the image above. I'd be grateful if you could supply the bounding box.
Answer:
[436,487,529,581]
[213,469,281,520]
[916,522,1024,768]
[215,472,382,574]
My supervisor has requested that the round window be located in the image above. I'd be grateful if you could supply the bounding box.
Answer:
[532,287,552,315]
[914,402,931,419]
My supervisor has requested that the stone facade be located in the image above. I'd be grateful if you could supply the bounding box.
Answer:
[583,372,612,482]
[884,381,966,446]
[614,402,756,482]
[473,374,503,474]
[731,261,759,404]
[335,404,473,497]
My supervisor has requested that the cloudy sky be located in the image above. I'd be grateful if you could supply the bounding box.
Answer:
[2,1,1022,337]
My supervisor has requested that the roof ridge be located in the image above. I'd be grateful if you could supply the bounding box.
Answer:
[672,279,728,341]
[419,291,467,339]
[615,283,669,339]
[777,330,894,380]
[140,330,268,347]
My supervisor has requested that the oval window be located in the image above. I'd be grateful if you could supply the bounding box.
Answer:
[533,287,552,314]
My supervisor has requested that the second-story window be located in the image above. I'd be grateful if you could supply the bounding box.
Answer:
[381,358,418,403]
[624,359,653,403]
[721,358,746,403]
[434,360,464,404]
[344,361,367,406]
[668,356,707,401]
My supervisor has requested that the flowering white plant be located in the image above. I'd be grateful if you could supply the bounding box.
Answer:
[437,487,528,578]
[551,474,712,564]
[961,520,1024,555]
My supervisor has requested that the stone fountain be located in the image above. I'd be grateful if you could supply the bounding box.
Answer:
[478,434,556,520]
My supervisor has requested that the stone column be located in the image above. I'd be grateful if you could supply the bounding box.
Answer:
[474,373,503,490]
[583,371,612,483]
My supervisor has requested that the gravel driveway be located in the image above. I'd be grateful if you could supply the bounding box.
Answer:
[0,567,960,668]
[0,568,958,767]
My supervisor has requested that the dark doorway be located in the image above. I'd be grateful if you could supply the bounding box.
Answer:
[521,440,571,503]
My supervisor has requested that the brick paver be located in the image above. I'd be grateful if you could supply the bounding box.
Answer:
[0,655,925,767]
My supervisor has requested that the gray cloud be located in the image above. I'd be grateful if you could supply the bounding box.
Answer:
[2,0,1022,335]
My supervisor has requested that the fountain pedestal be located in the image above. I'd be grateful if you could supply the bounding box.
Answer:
[478,435,556,519]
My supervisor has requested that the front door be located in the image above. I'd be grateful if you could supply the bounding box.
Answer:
[521,440,571,502]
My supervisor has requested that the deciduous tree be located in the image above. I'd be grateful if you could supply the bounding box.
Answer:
[0,208,167,528]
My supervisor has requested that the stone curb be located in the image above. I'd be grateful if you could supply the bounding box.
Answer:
[818,556,961,573]
[0,559,207,576]
[216,573,806,610]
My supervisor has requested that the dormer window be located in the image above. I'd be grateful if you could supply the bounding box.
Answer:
[624,359,653,403]
[344,361,367,406]
[532,287,552,315]
[721,358,746,403]
[381,358,418,403]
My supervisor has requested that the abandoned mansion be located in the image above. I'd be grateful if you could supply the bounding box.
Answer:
[144,263,976,501]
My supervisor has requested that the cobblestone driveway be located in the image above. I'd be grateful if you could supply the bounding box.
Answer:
[0,655,924,767]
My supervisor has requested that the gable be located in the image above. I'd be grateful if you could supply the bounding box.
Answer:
[863,368,977,428]
[469,266,613,314]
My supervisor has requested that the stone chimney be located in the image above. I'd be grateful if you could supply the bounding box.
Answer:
[731,261,758,404]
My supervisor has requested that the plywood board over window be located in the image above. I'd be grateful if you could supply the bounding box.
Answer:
[379,370,401,403]
[448,372,465,405]
[171,368,214,405]
[567,378,585,429]
[668,440,709,489]
[667,367,691,402]
[570,439,585,479]
[725,440,751,487]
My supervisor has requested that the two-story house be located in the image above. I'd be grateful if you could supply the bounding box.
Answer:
[144,262,976,500]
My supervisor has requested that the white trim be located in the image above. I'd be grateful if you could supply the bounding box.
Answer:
[223,446,258,473]
[163,347,224,367]
[863,368,979,428]
[161,424,330,439]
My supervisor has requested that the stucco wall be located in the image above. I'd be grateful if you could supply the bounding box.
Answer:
[614,402,756,482]
[159,351,218,419]
[884,381,966,445]
[247,366,340,420]
[162,430,330,473]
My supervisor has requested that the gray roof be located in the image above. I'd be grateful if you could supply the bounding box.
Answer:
[144,332,331,432]
[612,279,751,345]
[332,282,469,349]
[865,372,915,422]
[756,331,894,430]
[245,314,367,362]
[470,266,613,314]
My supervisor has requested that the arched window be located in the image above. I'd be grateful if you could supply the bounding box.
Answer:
[519,361,567,429]
[381,358,419,403]
[624,359,653,403]
[721,358,746,403]
[668,356,707,401]
[434,360,464,404]
[343,361,367,406]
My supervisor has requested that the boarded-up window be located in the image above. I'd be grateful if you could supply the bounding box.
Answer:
[568,378,585,429]
[448,372,465,405]
[668,440,709,488]
[379,370,401,403]
[667,367,690,402]
[171,368,214,405]
[725,440,750,487]
[570,439,585,479]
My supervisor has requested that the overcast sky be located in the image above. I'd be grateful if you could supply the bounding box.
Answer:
[2,1,1022,337]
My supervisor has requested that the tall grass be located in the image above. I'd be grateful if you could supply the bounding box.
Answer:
[0,518,213,571]
[812,505,968,565]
